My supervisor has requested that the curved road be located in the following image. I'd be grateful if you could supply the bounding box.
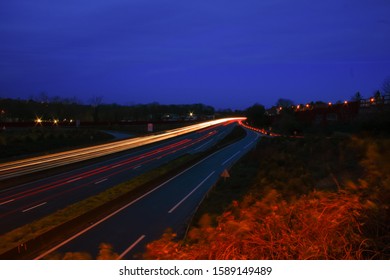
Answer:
[0,118,243,181]
[0,121,238,234]
[35,127,260,259]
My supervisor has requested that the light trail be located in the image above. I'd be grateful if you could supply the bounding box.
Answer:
[0,125,229,220]
[0,118,246,181]
[33,138,236,260]
[21,202,47,213]
[0,138,195,206]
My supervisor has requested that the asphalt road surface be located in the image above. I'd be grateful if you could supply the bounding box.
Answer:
[35,127,260,259]
[0,121,237,234]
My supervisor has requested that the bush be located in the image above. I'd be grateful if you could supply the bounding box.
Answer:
[143,135,390,259]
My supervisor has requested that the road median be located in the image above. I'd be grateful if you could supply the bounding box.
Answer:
[0,124,247,259]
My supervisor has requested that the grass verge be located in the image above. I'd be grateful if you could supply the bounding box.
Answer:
[144,135,390,259]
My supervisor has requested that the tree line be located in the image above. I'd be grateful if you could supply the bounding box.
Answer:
[0,97,215,123]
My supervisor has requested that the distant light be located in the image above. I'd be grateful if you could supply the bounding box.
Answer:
[53,119,59,124]
[297,105,300,109]
[279,107,282,110]
[328,102,332,106]
[306,104,309,108]
[35,117,42,124]
[344,100,348,104]
[370,98,375,103]
[70,119,73,123]
[189,112,194,117]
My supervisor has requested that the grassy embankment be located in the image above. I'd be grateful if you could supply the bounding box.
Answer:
[144,134,390,259]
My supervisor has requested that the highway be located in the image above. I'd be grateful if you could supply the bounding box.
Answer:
[0,119,240,234]
[34,128,260,260]
[0,118,244,181]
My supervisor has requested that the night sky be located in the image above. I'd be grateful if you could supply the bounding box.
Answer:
[1,0,390,109]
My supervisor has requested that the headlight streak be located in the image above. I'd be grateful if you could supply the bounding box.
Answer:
[0,125,226,221]
[0,118,245,181]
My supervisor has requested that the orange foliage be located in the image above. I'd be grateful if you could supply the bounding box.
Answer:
[144,189,372,259]
[96,243,119,260]
[145,136,390,260]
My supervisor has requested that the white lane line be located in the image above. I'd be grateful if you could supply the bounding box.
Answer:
[244,141,255,149]
[94,178,108,184]
[133,165,142,169]
[168,171,215,214]
[194,139,213,151]
[0,199,15,206]
[117,235,146,260]
[34,144,237,260]
[66,177,83,183]
[22,202,47,213]
[222,151,241,166]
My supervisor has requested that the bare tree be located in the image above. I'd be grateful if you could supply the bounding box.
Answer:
[89,95,103,107]
[383,76,390,95]
[351,91,362,101]
[35,91,49,103]
[90,95,103,122]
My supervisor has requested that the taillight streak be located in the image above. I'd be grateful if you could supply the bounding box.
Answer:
[0,139,191,204]
[0,130,218,217]
[0,129,218,220]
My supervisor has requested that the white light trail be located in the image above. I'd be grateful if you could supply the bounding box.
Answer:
[0,118,245,180]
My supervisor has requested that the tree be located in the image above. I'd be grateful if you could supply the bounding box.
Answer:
[273,109,302,135]
[90,96,103,122]
[245,103,266,127]
[351,92,362,102]
[89,95,103,107]
[276,98,294,108]
[383,76,390,95]
[374,90,383,104]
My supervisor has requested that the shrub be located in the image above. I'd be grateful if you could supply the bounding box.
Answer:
[144,135,390,260]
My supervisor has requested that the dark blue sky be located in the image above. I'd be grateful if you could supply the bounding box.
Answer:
[1,0,390,109]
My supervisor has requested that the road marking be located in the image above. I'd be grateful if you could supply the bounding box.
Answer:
[244,141,255,149]
[222,151,241,166]
[194,139,213,151]
[0,199,15,206]
[168,171,215,213]
[94,178,108,184]
[66,177,83,183]
[34,144,237,260]
[117,235,146,260]
[22,202,47,213]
